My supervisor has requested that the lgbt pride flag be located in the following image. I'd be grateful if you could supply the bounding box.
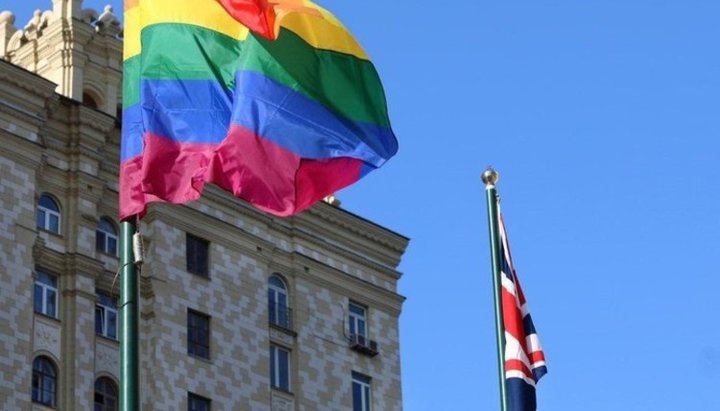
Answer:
[499,210,547,411]
[120,0,398,219]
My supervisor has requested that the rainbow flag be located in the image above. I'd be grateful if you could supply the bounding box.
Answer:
[120,0,397,219]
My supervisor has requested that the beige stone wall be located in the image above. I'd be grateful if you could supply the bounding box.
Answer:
[0,1,408,410]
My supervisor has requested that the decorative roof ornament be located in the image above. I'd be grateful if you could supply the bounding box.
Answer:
[95,5,121,37]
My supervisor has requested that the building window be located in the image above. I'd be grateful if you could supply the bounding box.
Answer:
[83,91,100,109]
[188,392,211,411]
[34,270,58,318]
[96,218,118,256]
[270,345,291,392]
[96,293,118,340]
[37,193,60,234]
[268,274,291,329]
[186,234,209,277]
[94,377,118,411]
[349,302,368,339]
[352,372,372,411]
[187,310,210,359]
[32,356,57,407]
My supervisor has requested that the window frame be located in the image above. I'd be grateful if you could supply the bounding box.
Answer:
[268,274,290,329]
[270,344,291,392]
[37,193,61,234]
[187,309,211,360]
[34,270,59,318]
[349,302,368,339]
[95,292,118,340]
[96,217,118,256]
[352,372,372,411]
[186,233,209,277]
[32,356,58,408]
[188,392,211,411]
[94,376,118,411]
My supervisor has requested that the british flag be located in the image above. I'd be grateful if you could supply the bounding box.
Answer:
[498,210,547,411]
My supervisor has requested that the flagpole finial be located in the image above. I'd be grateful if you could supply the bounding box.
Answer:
[482,167,499,188]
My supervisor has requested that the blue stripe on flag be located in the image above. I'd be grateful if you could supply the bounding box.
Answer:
[506,377,537,411]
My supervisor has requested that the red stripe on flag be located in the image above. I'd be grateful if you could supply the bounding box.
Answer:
[529,350,546,364]
[501,288,530,354]
[216,0,277,39]
[505,359,534,380]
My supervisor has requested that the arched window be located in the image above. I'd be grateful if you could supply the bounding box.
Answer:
[32,356,57,407]
[268,275,291,329]
[96,217,118,255]
[94,377,118,411]
[37,194,61,234]
[83,91,99,109]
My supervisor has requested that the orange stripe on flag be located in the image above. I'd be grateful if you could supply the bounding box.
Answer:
[125,0,139,11]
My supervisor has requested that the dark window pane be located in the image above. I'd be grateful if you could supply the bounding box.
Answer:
[269,275,285,289]
[96,231,106,252]
[108,237,117,255]
[32,357,56,407]
[358,319,366,337]
[186,234,209,276]
[107,311,117,339]
[39,195,59,211]
[36,210,45,229]
[270,346,276,385]
[350,303,365,315]
[94,377,118,411]
[188,393,210,411]
[96,306,104,334]
[34,284,43,313]
[270,346,290,391]
[352,385,362,411]
[187,310,210,359]
[46,290,56,317]
[49,214,59,233]
[279,349,289,390]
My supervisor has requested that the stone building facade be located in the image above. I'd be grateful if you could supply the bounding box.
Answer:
[0,1,408,410]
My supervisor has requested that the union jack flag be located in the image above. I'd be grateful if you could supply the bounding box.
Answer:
[499,210,547,411]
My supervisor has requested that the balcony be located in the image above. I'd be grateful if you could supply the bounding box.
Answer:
[349,333,379,357]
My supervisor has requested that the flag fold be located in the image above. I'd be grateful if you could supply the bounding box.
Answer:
[498,209,547,411]
[120,0,397,219]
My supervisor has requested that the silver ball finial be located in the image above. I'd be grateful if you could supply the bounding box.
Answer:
[481,167,499,187]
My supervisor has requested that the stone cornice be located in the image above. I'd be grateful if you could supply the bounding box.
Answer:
[0,59,57,97]
[33,236,105,278]
[0,127,44,168]
[292,227,403,282]
[198,187,406,276]
[293,252,405,316]
[305,204,409,252]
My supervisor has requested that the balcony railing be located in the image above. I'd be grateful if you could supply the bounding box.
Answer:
[269,303,293,331]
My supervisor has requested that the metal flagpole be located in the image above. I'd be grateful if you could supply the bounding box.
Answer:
[119,220,140,411]
[482,168,508,411]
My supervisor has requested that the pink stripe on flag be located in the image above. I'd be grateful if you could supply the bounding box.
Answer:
[119,127,364,219]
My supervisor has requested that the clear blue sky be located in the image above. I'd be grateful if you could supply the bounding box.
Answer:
[7,1,720,410]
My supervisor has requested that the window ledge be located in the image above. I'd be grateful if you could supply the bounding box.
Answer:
[96,333,119,344]
[271,387,294,397]
[34,312,61,324]
[187,271,212,281]
[37,228,63,238]
[31,400,57,410]
[270,322,297,337]
[96,250,119,259]
[187,353,213,365]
